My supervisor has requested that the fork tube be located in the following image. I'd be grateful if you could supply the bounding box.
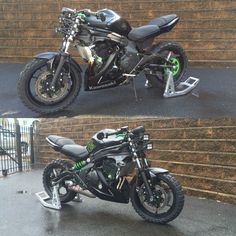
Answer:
[135,155,153,199]
[50,53,67,89]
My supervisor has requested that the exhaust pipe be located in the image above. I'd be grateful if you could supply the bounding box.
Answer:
[68,185,96,198]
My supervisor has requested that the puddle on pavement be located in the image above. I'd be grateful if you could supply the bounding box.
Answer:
[192,90,200,97]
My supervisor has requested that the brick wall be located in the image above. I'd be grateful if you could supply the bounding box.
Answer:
[36,117,236,204]
[0,0,236,66]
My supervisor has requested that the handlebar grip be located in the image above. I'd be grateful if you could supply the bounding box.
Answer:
[76,9,106,22]
[105,131,117,138]
[97,12,106,22]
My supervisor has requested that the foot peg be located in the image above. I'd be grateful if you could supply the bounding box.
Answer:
[35,185,62,210]
[163,70,200,98]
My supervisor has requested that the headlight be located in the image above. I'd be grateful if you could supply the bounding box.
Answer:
[143,134,150,141]
[146,143,153,150]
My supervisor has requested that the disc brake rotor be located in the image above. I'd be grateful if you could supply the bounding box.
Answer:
[35,70,71,103]
[138,183,171,214]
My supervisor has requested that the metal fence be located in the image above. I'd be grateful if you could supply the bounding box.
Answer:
[0,121,35,176]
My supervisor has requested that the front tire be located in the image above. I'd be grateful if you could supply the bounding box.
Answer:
[17,58,82,114]
[42,160,76,203]
[130,173,184,224]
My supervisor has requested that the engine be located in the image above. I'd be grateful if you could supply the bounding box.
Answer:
[119,43,141,73]
[91,42,141,75]
[102,158,118,182]
[102,156,135,183]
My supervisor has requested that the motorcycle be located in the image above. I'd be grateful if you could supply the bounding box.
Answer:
[18,7,188,114]
[42,126,184,224]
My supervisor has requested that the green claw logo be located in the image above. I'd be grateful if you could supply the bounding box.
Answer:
[87,140,95,152]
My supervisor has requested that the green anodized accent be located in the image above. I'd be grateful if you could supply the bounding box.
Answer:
[116,132,127,138]
[75,12,86,18]
[74,160,86,170]
[96,56,103,63]
[166,57,181,76]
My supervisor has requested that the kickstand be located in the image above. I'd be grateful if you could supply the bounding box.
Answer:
[131,78,139,102]
[73,193,83,202]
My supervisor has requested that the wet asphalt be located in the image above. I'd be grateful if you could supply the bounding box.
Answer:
[0,64,236,118]
[0,169,235,236]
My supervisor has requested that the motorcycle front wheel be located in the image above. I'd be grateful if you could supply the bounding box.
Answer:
[17,58,81,114]
[130,173,184,224]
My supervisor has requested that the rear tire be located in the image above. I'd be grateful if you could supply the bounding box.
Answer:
[17,58,82,114]
[42,159,76,203]
[145,41,188,88]
[130,173,184,224]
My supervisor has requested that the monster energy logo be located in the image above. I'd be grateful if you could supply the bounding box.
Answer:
[87,140,95,152]
[89,82,116,90]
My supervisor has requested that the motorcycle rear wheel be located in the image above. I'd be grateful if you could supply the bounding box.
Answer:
[145,41,188,88]
[42,160,76,203]
[130,173,184,224]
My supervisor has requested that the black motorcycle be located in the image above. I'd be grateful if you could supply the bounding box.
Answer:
[43,126,184,224]
[18,7,188,114]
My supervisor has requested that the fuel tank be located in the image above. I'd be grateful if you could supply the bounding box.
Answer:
[86,9,132,37]
[86,129,126,153]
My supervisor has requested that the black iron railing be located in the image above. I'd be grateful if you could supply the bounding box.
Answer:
[0,121,35,176]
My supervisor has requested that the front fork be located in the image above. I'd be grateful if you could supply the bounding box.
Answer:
[135,157,154,201]
[129,138,154,200]
[50,38,72,89]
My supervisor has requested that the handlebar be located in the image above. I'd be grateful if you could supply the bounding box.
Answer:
[97,126,145,140]
[76,9,106,22]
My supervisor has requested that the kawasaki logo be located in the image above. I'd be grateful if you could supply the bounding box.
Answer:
[89,82,116,90]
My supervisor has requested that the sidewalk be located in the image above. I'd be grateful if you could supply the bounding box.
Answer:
[0,64,236,117]
[0,169,235,236]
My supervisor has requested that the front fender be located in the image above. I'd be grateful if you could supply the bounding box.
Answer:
[33,52,82,73]
[148,167,169,177]
[34,52,58,60]
[130,167,169,186]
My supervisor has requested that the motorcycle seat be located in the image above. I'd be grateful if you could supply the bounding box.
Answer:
[147,14,178,28]
[128,14,178,41]
[61,144,89,160]
[128,25,160,41]
[47,135,75,148]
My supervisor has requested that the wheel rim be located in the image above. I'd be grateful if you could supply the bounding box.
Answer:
[137,180,174,215]
[168,57,181,76]
[47,167,70,198]
[28,65,74,106]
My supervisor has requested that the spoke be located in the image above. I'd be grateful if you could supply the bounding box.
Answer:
[155,207,159,215]
[167,51,172,60]
[53,168,58,177]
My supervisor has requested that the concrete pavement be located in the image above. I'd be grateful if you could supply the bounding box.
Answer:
[0,169,235,236]
[0,64,236,117]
